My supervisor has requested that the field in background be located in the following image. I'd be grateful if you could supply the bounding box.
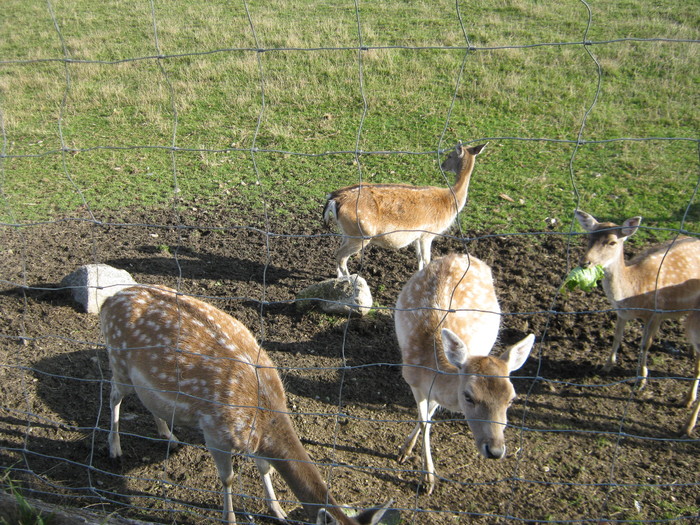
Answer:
[1,0,698,236]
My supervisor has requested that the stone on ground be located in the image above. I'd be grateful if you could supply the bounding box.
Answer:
[61,264,137,314]
[296,275,373,316]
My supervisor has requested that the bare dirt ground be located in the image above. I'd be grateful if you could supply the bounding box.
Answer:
[0,206,698,524]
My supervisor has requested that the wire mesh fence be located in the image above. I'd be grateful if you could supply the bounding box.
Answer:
[0,1,698,524]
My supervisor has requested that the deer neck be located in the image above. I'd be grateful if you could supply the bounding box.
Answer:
[449,155,477,210]
[260,413,351,524]
[601,249,636,305]
[430,335,463,413]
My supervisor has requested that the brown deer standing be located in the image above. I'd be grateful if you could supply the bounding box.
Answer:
[323,142,487,278]
[101,285,392,524]
[575,210,700,436]
[394,254,534,494]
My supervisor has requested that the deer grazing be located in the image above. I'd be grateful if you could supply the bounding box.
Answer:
[101,285,392,525]
[394,253,535,494]
[323,142,487,278]
[575,210,700,436]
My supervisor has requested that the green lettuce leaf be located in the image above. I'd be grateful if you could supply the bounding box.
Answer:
[561,265,605,293]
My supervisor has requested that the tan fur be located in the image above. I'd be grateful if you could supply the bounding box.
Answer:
[101,285,390,525]
[324,143,487,277]
[576,210,700,436]
[394,254,534,494]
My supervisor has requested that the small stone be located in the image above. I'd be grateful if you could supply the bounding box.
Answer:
[60,264,137,314]
[295,275,373,317]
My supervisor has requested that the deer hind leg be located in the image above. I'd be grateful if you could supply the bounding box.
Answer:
[414,235,434,271]
[683,398,700,437]
[682,312,700,408]
[398,386,430,462]
[683,343,700,409]
[108,381,126,458]
[397,422,421,464]
[335,236,369,278]
[637,316,662,390]
[206,437,237,525]
[603,315,628,372]
[255,458,288,522]
[153,416,179,449]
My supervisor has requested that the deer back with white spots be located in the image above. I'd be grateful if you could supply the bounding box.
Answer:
[575,210,700,436]
[323,142,487,278]
[101,285,392,525]
[394,254,535,494]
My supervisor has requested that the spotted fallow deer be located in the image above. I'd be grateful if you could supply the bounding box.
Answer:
[323,142,487,278]
[101,285,392,525]
[394,254,535,494]
[575,210,700,436]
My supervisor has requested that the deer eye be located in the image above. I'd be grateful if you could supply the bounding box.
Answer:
[463,392,474,405]
[607,240,617,246]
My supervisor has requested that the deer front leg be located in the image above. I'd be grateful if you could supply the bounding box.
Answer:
[336,236,368,278]
[414,239,423,271]
[413,394,439,495]
[421,418,436,495]
[603,316,627,372]
[255,458,288,523]
[637,316,662,390]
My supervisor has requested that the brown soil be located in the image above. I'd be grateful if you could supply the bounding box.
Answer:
[0,207,698,524]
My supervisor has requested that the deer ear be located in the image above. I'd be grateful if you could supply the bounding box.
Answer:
[468,142,488,156]
[441,328,470,368]
[499,334,535,372]
[575,210,598,232]
[316,508,334,525]
[456,143,465,158]
[621,216,642,238]
[318,500,396,525]
[354,499,396,525]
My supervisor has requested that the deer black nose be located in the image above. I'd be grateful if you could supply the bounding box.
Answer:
[484,444,505,459]
[580,259,591,269]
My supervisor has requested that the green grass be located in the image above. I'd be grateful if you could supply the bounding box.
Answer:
[0,0,698,241]
[657,500,700,520]
[0,471,53,525]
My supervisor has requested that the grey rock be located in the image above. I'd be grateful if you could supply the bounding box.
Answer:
[61,264,137,314]
[296,274,373,316]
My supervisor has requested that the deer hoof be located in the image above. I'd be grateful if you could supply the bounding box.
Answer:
[683,394,696,409]
[421,473,436,496]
